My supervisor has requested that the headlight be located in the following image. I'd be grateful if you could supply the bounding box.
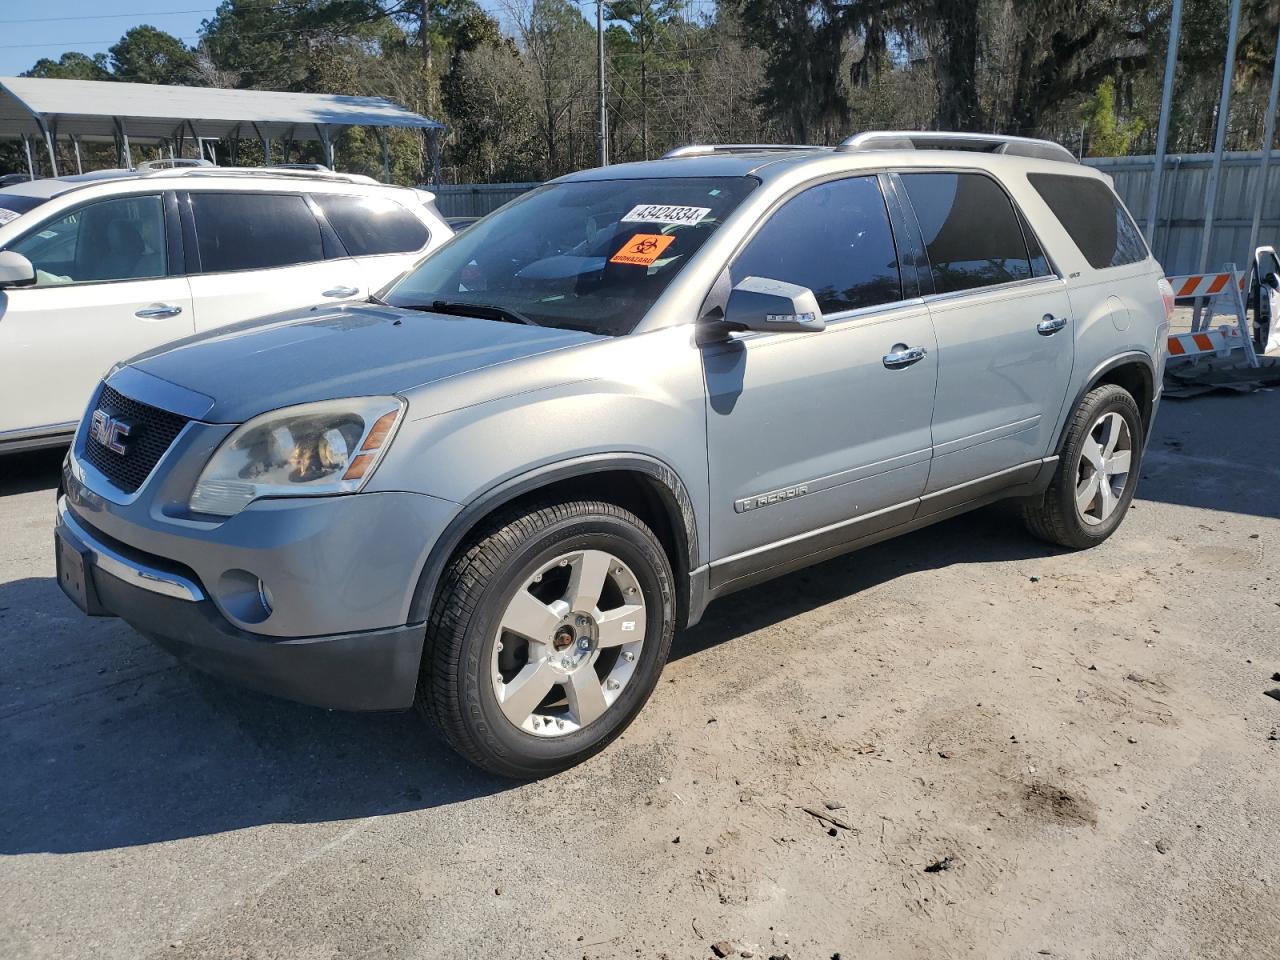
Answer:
[189,396,406,517]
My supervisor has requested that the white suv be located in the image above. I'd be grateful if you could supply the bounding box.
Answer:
[0,167,451,452]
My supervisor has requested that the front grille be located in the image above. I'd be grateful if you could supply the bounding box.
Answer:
[81,383,189,494]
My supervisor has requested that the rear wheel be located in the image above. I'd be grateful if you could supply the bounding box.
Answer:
[1021,384,1143,549]
[420,500,675,778]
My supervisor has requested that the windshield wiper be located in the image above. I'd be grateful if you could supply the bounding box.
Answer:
[424,299,540,326]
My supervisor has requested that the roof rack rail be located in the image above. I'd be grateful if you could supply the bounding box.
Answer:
[139,165,379,185]
[137,157,214,171]
[835,131,1077,164]
[662,143,826,159]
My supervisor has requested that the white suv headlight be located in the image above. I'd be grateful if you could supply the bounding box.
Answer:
[189,397,406,517]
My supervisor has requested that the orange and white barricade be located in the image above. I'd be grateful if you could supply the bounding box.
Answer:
[1165,264,1258,368]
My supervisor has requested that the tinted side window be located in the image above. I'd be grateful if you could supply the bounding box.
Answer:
[1028,173,1147,269]
[10,194,166,286]
[731,176,901,314]
[190,193,324,273]
[900,173,1031,293]
[315,195,429,256]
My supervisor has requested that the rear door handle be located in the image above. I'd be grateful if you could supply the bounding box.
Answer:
[882,344,927,369]
[1037,314,1068,335]
[322,286,359,299]
[134,304,183,319]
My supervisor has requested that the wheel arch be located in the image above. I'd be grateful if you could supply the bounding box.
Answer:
[408,454,700,628]
[1053,352,1156,453]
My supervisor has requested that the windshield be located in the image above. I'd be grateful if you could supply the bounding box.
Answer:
[385,176,757,335]
[0,192,47,226]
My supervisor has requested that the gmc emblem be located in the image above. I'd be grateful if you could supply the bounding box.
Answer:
[89,409,132,455]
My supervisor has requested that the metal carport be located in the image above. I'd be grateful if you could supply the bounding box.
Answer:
[0,76,444,182]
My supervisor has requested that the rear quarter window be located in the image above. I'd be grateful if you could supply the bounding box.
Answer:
[314,194,429,256]
[1027,173,1148,270]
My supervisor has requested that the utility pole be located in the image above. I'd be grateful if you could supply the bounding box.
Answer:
[1144,0,1183,250]
[596,0,609,167]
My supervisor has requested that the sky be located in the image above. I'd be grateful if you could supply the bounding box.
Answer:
[0,1,220,78]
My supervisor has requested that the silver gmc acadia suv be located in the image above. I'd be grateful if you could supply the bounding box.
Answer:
[54,132,1173,777]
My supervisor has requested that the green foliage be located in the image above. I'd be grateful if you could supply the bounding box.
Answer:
[23,52,111,81]
[109,26,203,86]
[1082,76,1145,157]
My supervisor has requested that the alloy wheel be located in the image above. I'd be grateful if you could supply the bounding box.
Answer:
[1074,411,1132,526]
[491,549,646,737]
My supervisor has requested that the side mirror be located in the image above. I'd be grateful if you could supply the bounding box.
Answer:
[0,251,36,289]
[721,276,825,335]
[1264,271,1279,290]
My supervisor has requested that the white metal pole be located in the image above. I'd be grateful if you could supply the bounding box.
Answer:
[1144,0,1183,247]
[1246,19,1280,267]
[1193,0,1241,331]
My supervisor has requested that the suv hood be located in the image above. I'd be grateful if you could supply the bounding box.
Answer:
[125,303,603,423]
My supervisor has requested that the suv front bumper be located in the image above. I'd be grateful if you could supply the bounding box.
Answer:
[56,496,424,716]
[55,497,428,710]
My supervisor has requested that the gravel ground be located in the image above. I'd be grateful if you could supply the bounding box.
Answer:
[2,390,1278,960]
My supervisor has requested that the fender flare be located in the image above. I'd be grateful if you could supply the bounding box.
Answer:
[407,453,700,624]
[1051,351,1157,454]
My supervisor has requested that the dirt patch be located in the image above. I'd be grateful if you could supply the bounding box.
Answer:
[1022,781,1098,828]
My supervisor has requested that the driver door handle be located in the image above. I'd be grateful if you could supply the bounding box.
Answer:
[882,344,927,369]
[322,286,359,299]
[1037,314,1068,335]
[134,304,183,320]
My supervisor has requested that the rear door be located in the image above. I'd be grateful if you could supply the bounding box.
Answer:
[897,170,1074,496]
[703,174,937,586]
[311,192,438,292]
[182,191,366,333]
[0,191,194,437]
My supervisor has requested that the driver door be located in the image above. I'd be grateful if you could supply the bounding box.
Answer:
[0,192,194,439]
[702,175,938,589]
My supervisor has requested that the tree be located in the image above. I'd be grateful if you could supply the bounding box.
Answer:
[1082,76,1144,155]
[109,26,203,85]
[23,52,111,81]
[605,0,682,157]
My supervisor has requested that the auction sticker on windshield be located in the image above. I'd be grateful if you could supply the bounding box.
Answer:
[0,209,20,226]
[620,204,710,225]
[611,233,676,266]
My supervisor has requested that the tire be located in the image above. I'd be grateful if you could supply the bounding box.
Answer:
[419,499,675,778]
[1021,384,1144,550]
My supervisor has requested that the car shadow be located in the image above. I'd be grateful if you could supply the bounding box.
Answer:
[0,573,511,856]
[675,503,1058,662]
[0,446,64,496]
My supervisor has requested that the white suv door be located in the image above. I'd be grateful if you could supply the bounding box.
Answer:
[0,192,194,438]
[182,191,367,333]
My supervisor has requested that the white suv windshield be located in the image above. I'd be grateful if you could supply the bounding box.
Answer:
[385,176,757,335]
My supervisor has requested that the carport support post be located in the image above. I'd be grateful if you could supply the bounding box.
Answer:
[113,118,133,170]
[21,135,34,178]
[71,135,82,175]
[1193,0,1241,332]
[427,127,441,185]
[376,127,391,183]
[1144,0,1182,247]
[1247,20,1280,267]
[37,118,58,177]
[253,123,271,165]
[315,124,334,170]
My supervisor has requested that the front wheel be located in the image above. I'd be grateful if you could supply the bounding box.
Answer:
[1021,384,1144,549]
[420,500,675,778]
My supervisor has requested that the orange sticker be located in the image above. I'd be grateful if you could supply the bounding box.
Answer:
[610,233,676,266]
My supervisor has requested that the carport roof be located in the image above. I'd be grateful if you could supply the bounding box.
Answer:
[0,76,443,142]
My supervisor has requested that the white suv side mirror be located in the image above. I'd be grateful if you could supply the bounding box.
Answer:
[0,251,36,289]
